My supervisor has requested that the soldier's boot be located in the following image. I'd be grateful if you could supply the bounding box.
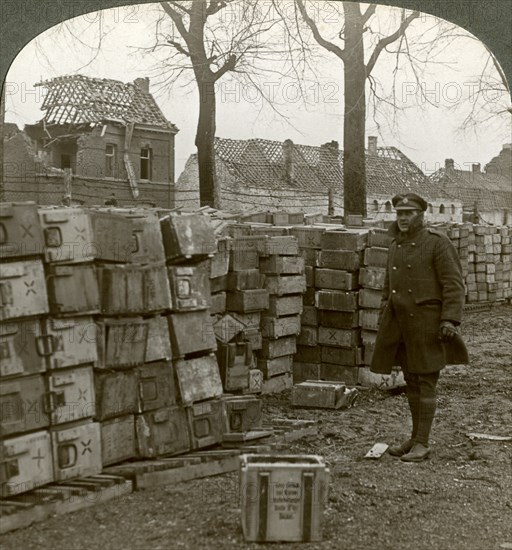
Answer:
[400,397,436,462]
[388,391,419,457]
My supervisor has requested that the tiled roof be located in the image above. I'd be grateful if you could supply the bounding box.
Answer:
[35,75,174,129]
[214,137,450,200]
[429,168,512,210]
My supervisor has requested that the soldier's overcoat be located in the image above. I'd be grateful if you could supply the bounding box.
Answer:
[370,217,469,374]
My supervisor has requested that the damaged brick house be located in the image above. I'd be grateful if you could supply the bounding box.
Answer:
[176,136,461,221]
[3,74,178,206]
[429,144,512,226]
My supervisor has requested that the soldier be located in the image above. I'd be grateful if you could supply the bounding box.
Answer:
[371,192,468,462]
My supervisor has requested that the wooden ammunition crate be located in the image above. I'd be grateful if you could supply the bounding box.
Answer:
[358,288,384,309]
[101,415,136,466]
[47,263,100,316]
[210,292,227,314]
[222,395,262,433]
[297,326,317,347]
[359,309,381,331]
[315,290,358,312]
[317,327,360,348]
[292,362,322,384]
[258,236,299,256]
[0,260,49,321]
[97,263,171,315]
[294,345,321,363]
[0,319,46,378]
[291,380,346,409]
[259,336,297,359]
[227,269,264,291]
[0,375,49,436]
[240,454,329,542]
[367,229,393,248]
[314,269,358,290]
[160,214,217,263]
[217,342,253,391]
[267,295,303,317]
[319,364,359,385]
[321,229,368,251]
[47,366,95,425]
[168,262,211,311]
[320,345,363,366]
[359,267,387,289]
[318,310,359,329]
[145,315,172,363]
[364,247,389,268]
[209,238,230,278]
[174,354,223,404]
[229,237,260,271]
[318,250,362,271]
[0,202,44,260]
[301,305,318,327]
[259,256,305,275]
[260,372,293,394]
[264,275,306,296]
[289,227,325,248]
[261,315,301,339]
[43,316,98,370]
[122,210,166,264]
[137,361,177,412]
[226,289,269,313]
[257,355,293,379]
[186,399,225,450]
[167,310,217,358]
[51,421,102,481]
[94,369,139,421]
[0,430,54,496]
[95,317,148,369]
[136,406,190,458]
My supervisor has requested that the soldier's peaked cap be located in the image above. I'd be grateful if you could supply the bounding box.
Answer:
[392,193,428,212]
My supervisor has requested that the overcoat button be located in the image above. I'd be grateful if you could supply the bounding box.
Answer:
[408,289,412,293]
[409,313,414,317]
[392,290,397,294]
[407,264,412,268]
[398,245,401,248]
[412,243,416,246]
[393,266,397,270]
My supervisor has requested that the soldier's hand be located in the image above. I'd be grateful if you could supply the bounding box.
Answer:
[438,321,457,342]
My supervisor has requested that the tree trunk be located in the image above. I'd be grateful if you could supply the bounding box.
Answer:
[343,3,367,218]
[195,78,220,208]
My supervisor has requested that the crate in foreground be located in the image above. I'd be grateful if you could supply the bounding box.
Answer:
[240,454,329,542]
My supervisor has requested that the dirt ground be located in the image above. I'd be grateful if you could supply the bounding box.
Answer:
[1,305,511,550]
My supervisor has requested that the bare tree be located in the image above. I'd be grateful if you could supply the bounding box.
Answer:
[155,0,285,208]
[294,1,421,217]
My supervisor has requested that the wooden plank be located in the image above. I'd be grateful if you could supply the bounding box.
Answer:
[0,481,132,535]
[135,455,240,489]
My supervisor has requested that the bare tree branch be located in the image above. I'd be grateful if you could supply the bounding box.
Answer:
[295,0,346,61]
[365,10,420,75]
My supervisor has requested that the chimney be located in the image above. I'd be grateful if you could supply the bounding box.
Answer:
[368,136,378,156]
[283,139,294,184]
[472,163,481,174]
[134,77,150,93]
[445,158,455,171]
[503,143,512,151]
[320,140,339,165]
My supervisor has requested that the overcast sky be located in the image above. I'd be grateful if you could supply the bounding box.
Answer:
[4,1,511,178]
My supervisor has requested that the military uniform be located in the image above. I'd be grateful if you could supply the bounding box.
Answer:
[370,219,468,374]
[370,193,468,462]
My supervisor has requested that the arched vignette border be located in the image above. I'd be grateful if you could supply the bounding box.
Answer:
[0,0,511,94]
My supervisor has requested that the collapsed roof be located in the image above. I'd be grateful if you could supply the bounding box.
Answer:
[35,74,175,130]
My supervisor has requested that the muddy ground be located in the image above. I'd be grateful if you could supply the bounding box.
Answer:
[1,304,511,550]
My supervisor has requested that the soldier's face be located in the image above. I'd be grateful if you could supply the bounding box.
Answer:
[396,209,420,232]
